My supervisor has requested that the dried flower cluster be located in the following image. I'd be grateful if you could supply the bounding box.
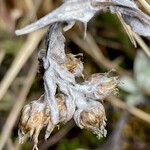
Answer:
[18,23,118,149]
[16,0,150,149]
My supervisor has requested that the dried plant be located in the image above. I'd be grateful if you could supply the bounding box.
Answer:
[18,23,118,149]
[15,0,150,149]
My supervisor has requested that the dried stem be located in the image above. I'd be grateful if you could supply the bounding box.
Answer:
[25,0,42,20]
[138,0,150,14]
[116,13,150,57]
[0,29,45,101]
[40,120,74,150]
[133,32,150,57]
[116,13,136,47]
[6,138,15,150]
[0,61,38,150]
[108,96,150,124]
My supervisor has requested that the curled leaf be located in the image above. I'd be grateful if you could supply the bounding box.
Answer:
[15,0,150,37]
[94,0,150,36]
[15,0,98,35]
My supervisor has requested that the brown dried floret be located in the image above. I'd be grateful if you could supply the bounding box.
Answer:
[86,73,119,99]
[62,53,84,77]
[18,94,67,150]
[18,95,50,150]
[74,102,107,139]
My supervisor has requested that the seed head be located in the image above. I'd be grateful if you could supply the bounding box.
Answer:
[18,95,50,149]
[18,94,68,149]
[86,73,119,99]
[74,102,107,139]
[62,53,84,77]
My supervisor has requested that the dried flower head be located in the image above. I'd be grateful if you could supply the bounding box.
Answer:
[74,101,107,139]
[87,73,119,99]
[62,53,84,77]
[18,95,50,150]
[18,94,68,149]
[80,73,119,100]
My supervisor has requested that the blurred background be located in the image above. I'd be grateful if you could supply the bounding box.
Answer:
[0,0,150,150]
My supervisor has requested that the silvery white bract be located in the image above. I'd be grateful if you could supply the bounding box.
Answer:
[15,0,150,37]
